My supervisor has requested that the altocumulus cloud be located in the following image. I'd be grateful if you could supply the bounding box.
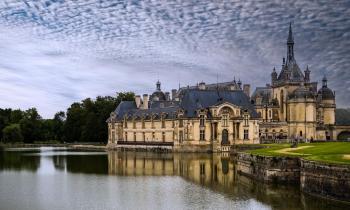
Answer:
[0,0,349,117]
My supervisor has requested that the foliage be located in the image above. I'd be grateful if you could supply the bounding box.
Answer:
[335,108,350,125]
[0,92,134,144]
[2,124,23,143]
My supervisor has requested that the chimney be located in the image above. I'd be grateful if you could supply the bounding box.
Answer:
[198,82,206,90]
[165,92,170,101]
[135,95,141,108]
[142,94,149,109]
[243,84,250,97]
[171,89,177,100]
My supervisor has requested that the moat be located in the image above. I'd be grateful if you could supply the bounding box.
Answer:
[0,147,348,210]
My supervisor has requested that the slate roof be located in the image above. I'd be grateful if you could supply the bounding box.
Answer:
[179,89,258,118]
[110,89,259,121]
[251,87,272,105]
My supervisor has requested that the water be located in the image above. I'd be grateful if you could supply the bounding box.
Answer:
[0,147,348,210]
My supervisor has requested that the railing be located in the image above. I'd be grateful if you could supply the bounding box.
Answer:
[117,141,174,146]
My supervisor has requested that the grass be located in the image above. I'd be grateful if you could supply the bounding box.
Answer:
[248,142,350,165]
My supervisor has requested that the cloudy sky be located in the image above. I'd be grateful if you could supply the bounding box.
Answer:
[0,0,349,118]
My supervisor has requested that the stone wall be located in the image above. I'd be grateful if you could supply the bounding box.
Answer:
[300,159,350,202]
[236,153,350,202]
[236,153,300,183]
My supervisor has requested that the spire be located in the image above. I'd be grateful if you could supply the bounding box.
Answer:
[322,75,328,88]
[287,22,294,44]
[287,22,295,63]
[156,80,161,91]
[304,65,310,82]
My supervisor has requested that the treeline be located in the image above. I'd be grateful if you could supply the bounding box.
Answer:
[0,92,134,144]
[335,108,350,125]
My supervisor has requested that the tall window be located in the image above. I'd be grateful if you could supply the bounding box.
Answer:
[125,132,128,141]
[172,120,175,128]
[112,131,115,143]
[161,117,165,128]
[133,120,136,129]
[162,132,165,142]
[179,119,183,127]
[142,119,145,129]
[152,132,155,140]
[244,114,249,126]
[112,122,115,129]
[280,90,284,113]
[143,132,145,141]
[222,114,228,127]
[268,110,272,119]
[199,115,205,127]
[133,132,136,141]
[244,129,249,140]
[124,118,127,128]
[151,117,155,129]
[200,130,205,141]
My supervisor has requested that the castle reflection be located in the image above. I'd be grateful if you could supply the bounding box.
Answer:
[108,152,235,187]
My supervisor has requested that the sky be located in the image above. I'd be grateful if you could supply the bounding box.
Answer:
[0,0,349,118]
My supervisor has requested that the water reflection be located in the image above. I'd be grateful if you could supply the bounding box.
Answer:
[0,148,348,210]
[107,151,349,210]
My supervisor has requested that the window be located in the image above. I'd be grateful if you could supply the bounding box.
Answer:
[222,114,228,127]
[152,132,155,140]
[244,129,249,140]
[142,119,145,129]
[112,131,115,143]
[143,132,145,141]
[244,114,249,126]
[133,132,136,141]
[179,131,183,143]
[172,120,175,128]
[162,132,165,142]
[133,120,136,129]
[268,110,272,119]
[124,118,128,128]
[179,119,183,127]
[200,163,205,175]
[199,115,205,127]
[125,132,128,141]
[200,130,205,141]
[112,122,115,129]
[161,117,165,128]
[300,131,303,137]
[151,117,155,129]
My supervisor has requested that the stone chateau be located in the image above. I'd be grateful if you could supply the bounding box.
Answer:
[107,24,348,152]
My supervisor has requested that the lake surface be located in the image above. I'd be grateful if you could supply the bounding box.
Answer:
[0,147,348,210]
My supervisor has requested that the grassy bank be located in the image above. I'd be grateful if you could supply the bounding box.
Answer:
[248,142,350,165]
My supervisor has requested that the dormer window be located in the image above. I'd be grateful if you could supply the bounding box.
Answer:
[244,114,249,127]
[199,115,205,127]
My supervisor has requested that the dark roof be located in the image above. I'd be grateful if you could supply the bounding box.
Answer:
[112,89,259,121]
[289,86,314,99]
[251,87,272,105]
[277,60,305,82]
[179,89,259,118]
[317,87,335,100]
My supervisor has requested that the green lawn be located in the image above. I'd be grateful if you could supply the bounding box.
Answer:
[248,142,350,165]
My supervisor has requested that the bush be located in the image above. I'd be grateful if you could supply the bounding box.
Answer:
[2,124,23,143]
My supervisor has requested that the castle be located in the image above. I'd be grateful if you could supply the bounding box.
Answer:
[107,24,344,152]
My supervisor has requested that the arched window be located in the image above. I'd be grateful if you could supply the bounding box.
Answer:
[280,90,284,113]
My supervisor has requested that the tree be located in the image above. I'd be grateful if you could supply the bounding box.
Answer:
[19,108,42,143]
[2,124,23,143]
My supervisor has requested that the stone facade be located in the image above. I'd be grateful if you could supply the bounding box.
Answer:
[106,23,349,151]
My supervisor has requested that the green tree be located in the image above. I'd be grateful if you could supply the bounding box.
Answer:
[2,124,23,143]
[19,108,42,143]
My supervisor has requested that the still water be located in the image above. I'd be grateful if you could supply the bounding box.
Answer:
[0,147,348,210]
